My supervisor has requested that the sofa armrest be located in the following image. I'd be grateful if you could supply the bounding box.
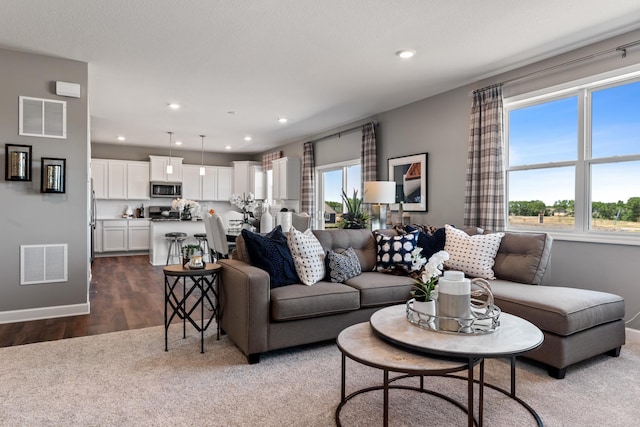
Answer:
[218,259,271,357]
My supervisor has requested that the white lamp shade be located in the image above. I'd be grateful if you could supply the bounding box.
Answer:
[363,181,396,204]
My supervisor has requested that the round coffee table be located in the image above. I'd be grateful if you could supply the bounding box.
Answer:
[336,304,544,427]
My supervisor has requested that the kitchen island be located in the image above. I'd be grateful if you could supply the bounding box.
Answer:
[149,219,207,266]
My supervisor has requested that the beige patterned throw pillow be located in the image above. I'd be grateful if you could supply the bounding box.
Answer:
[443,224,504,279]
[287,226,326,285]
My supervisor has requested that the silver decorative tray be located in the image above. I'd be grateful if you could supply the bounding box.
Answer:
[406,299,501,335]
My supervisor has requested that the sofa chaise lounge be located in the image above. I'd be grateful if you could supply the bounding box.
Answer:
[218,228,625,378]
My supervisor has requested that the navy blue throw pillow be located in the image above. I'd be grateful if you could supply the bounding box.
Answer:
[241,226,299,288]
[405,225,446,261]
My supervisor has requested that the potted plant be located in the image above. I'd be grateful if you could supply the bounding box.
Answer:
[182,244,202,267]
[339,189,370,229]
[409,249,449,323]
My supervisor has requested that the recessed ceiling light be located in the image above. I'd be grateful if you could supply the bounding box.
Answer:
[244,136,252,141]
[168,103,181,110]
[175,141,182,146]
[227,111,237,115]
[224,145,232,150]
[278,117,288,123]
[395,49,416,59]
[117,136,126,141]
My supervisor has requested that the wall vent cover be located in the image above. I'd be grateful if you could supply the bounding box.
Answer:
[19,96,67,139]
[20,244,68,285]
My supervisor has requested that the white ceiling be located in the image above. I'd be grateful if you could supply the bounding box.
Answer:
[1,0,640,153]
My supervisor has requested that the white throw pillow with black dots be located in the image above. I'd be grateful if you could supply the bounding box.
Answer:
[443,224,504,279]
[287,226,326,285]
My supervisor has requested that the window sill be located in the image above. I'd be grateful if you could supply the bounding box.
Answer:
[505,227,640,247]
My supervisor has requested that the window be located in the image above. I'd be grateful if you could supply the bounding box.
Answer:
[315,160,361,229]
[505,74,640,242]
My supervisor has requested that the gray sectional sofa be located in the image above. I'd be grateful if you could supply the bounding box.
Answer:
[218,228,625,378]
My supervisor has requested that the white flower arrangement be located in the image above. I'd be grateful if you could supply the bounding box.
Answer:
[171,198,200,216]
[229,192,257,214]
[410,249,449,302]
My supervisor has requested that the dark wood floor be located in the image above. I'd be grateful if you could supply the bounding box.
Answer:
[0,255,167,348]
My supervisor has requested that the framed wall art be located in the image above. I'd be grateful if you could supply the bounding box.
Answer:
[388,153,428,212]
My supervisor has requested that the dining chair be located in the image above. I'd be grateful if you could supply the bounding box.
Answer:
[205,213,234,259]
[291,212,312,231]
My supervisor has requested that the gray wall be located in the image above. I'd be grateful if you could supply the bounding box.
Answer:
[265,29,640,329]
[0,48,89,314]
[91,143,254,166]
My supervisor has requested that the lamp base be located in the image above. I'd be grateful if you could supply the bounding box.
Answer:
[371,204,389,231]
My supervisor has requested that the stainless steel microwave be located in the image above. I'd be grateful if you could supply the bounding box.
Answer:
[150,182,182,198]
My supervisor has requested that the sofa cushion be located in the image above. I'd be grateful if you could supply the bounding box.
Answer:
[326,247,362,283]
[343,272,414,307]
[490,280,625,336]
[444,224,504,279]
[374,230,419,271]
[270,282,360,321]
[313,229,377,272]
[287,227,326,286]
[492,232,553,285]
[404,225,446,260]
[241,226,299,288]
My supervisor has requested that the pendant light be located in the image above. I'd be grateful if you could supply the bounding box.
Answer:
[199,134,206,176]
[166,131,174,175]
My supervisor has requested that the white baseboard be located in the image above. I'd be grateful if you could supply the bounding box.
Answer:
[0,303,90,324]
[625,327,640,344]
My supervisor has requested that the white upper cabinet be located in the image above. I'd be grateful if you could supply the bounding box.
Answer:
[182,164,234,201]
[126,161,150,200]
[233,161,264,199]
[91,159,108,199]
[92,159,150,200]
[149,155,183,182]
[272,157,301,200]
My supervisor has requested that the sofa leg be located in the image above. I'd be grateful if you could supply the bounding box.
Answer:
[548,366,567,379]
[606,346,621,357]
[247,353,261,364]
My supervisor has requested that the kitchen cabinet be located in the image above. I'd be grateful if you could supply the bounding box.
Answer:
[91,159,108,199]
[94,220,103,253]
[232,161,264,199]
[107,161,127,199]
[91,159,150,200]
[102,220,128,252]
[149,155,183,183]
[272,157,301,200]
[99,219,150,253]
[127,219,150,250]
[127,161,150,199]
[183,164,234,201]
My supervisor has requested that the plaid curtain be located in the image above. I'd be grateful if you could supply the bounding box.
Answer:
[361,122,377,192]
[262,151,282,171]
[464,85,505,230]
[301,142,315,221]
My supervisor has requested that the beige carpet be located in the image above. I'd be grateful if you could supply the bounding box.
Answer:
[0,324,638,426]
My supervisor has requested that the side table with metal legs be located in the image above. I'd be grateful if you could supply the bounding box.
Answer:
[163,263,222,353]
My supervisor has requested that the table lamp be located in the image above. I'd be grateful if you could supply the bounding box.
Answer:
[364,181,396,230]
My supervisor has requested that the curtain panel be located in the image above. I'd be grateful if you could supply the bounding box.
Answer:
[464,85,505,230]
[301,142,315,217]
[361,122,377,192]
[262,151,282,171]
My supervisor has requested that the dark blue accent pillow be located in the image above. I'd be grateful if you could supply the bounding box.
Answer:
[241,226,299,288]
[405,225,446,260]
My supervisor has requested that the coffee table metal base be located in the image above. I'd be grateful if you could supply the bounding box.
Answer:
[336,321,543,427]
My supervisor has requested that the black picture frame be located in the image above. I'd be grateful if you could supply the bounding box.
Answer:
[5,144,32,181]
[41,157,66,194]
[388,153,428,212]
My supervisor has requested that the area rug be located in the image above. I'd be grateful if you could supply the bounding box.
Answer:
[0,324,638,426]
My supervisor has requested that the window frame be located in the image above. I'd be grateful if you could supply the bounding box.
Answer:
[314,159,361,230]
[504,66,640,246]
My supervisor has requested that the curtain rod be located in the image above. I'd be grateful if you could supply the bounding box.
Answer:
[473,39,640,94]
[309,121,378,144]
